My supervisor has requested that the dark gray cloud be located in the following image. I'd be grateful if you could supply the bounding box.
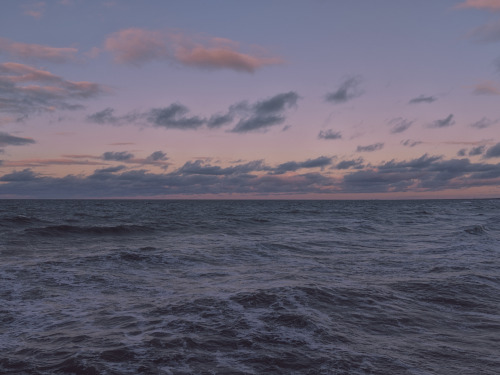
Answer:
[207,113,234,128]
[148,104,205,129]
[428,114,455,128]
[325,76,363,104]
[146,151,168,161]
[484,142,500,158]
[389,118,414,134]
[2,153,500,198]
[408,95,437,104]
[318,129,342,140]
[102,151,134,161]
[335,158,364,170]
[0,62,105,121]
[341,154,500,193]
[273,156,333,175]
[0,168,37,182]
[457,148,467,157]
[230,92,299,133]
[469,146,485,156]
[356,143,384,152]
[470,117,498,129]
[0,132,35,147]
[401,139,422,147]
[86,108,144,125]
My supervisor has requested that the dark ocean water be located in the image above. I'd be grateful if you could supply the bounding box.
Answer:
[1,199,499,375]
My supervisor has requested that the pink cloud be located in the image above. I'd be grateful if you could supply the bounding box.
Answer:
[175,45,283,73]
[104,28,169,65]
[473,81,500,95]
[456,0,500,11]
[103,28,283,72]
[0,38,78,63]
[22,2,45,19]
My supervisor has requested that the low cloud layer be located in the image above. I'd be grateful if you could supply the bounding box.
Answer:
[1,153,500,198]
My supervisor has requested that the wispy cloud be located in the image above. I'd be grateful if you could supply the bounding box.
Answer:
[456,0,500,11]
[318,129,342,140]
[0,62,106,121]
[408,95,437,104]
[473,81,500,95]
[87,92,299,133]
[401,139,422,147]
[470,117,499,128]
[428,114,455,128]
[356,143,384,152]
[467,18,500,42]
[272,156,333,174]
[0,37,78,63]
[148,104,205,130]
[22,2,45,19]
[389,118,414,134]
[325,76,363,104]
[0,132,35,147]
[103,28,283,72]
[230,92,299,133]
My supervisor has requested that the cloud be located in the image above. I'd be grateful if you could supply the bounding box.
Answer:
[401,139,422,147]
[473,81,500,95]
[458,148,467,156]
[468,18,500,42]
[456,0,500,11]
[0,132,35,147]
[389,118,414,134]
[86,107,142,125]
[273,156,333,174]
[470,117,499,128]
[22,2,45,19]
[356,143,384,152]
[325,76,363,104]
[318,129,342,139]
[0,38,78,63]
[148,104,205,129]
[103,28,283,72]
[104,28,169,65]
[469,145,486,156]
[207,113,234,128]
[335,158,364,170]
[0,62,106,120]
[146,151,168,161]
[428,114,455,128]
[484,142,500,158]
[102,151,134,161]
[408,95,437,104]
[175,40,283,73]
[230,92,299,133]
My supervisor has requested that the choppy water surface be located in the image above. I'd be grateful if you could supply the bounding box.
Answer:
[1,199,499,374]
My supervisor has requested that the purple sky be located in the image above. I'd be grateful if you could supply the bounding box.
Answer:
[1,0,500,198]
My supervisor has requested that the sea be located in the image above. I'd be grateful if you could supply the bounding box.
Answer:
[0,199,499,375]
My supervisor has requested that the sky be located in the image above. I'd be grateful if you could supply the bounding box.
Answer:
[1,0,500,199]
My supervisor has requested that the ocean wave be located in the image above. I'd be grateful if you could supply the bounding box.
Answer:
[25,224,154,236]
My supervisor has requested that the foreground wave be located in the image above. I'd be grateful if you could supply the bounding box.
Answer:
[1,199,499,374]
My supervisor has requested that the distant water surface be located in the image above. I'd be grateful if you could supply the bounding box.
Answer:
[1,199,499,374]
